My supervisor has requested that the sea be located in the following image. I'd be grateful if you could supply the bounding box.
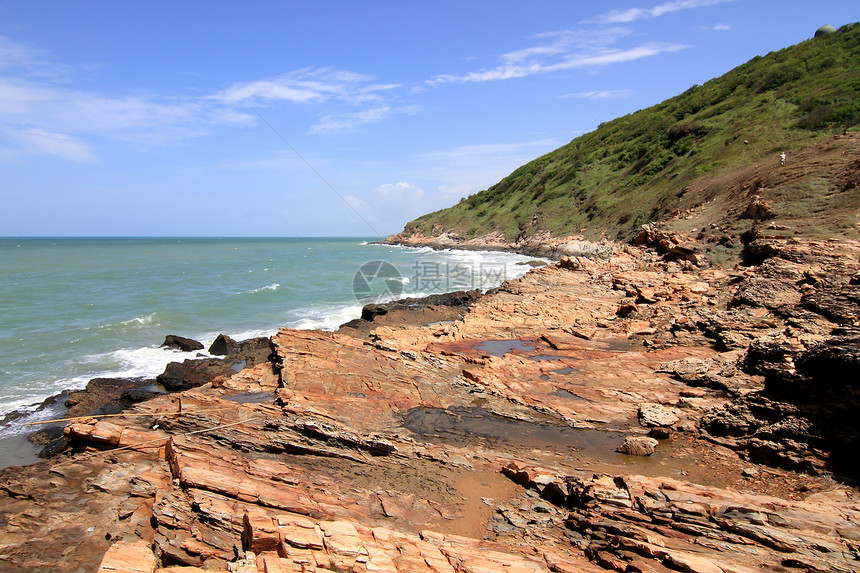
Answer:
[0,237,541,464]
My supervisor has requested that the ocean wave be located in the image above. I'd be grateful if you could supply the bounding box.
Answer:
[286,304,364,332]
[0,398,67,439]
[246,283,280,294]
[207,327,275,342]
[0,342,208,417]
[95,314,157,331]
[120,313,156,326]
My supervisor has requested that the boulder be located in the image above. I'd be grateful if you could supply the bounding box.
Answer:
[360,290,482,322]
[209,334,273,362]
[208,333,240,356]
[617,436,659,456]
[161,335,204,352]
[156,358,234,391]
[64,377,154,418]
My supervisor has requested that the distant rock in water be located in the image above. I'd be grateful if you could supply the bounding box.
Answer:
[161,335,204,352]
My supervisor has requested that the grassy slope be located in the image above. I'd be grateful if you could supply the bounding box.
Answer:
[401,23,860,243]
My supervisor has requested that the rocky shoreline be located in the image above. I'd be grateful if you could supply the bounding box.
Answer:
[380,230,619,260]
[1,232,859,572]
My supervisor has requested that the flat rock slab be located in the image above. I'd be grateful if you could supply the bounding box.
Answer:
[637,402,680,427]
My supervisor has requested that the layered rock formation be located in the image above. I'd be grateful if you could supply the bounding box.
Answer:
[1,236,859,572]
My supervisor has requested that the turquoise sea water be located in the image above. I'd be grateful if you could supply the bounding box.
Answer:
[0,237,539,431]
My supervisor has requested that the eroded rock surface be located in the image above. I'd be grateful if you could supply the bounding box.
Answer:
[1,238,859,572]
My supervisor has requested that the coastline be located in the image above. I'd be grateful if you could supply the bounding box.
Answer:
[1,233,859,572]
[379,230,618,260]
[0,241,542,470]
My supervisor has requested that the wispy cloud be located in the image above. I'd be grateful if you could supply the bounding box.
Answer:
[213,68,400,106]
[560,89,632,100]
[427,26,684,86]
[0,126,96,163]
[310,106,392,135]
[0,34,404,161]
[375,181,424,202]
[592,0,736,25]
[0,35,263,161]
[427,0,736,88]
[0,36,72,81]
[701,23,731,31]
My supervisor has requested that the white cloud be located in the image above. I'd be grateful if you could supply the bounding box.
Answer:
[375,182,424,202]
[213,68,400,106]
[0,35,261,156]
[0,36,72,81]
[427,26,685,86]
[0,126,96,163]
[0,35,404,161]
[20,128,96,162]
[343,195,370,214]
[561,89,632,100]
[426,0,735,88]
[310,106,391,135]
[592,0,736,24]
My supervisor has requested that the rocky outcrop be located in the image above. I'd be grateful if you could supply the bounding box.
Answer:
[560,473,860,573]
[383,231,616,261]
[338,290,484,338]
[693,240,860,475]
[157,336,274,391]
[633,224,709,266]
[63,377,157,419]
[2,236,860,572]
[208,334,272,359]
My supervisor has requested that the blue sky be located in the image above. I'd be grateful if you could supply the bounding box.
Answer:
[1,1,856,237]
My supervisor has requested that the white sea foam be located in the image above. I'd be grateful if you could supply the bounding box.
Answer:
[286,304,364,331]
[120,313,156,326]
[246,283,280,294]
[0,399,67,438]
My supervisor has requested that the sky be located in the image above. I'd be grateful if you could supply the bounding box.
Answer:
[0,1,856,237]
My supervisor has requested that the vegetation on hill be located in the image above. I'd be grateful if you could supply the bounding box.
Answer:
[402,23,860,242]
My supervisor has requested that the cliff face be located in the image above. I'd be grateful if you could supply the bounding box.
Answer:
[395,23,860,246]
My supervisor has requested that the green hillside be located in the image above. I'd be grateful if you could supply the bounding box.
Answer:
[401,23,860,243]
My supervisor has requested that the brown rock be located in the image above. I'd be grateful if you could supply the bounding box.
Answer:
[638,403,680,427]
[161,335,204,352]
[616,436,659,456]
[97,540,158,573]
